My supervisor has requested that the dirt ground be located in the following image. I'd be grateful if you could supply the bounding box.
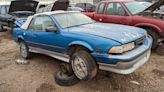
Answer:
[0,33,164,92]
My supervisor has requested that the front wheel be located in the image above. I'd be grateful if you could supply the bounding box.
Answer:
[71,50,97,80]
[146,28,159,49]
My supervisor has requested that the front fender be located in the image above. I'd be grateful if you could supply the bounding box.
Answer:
[135,23,162,33]
[68,41,94,52]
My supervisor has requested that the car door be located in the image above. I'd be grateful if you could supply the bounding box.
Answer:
[94,2,107,22]
[25,16,66,54]
[103,2,132,25]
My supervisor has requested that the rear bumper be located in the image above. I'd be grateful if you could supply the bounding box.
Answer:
[92,36,152,74]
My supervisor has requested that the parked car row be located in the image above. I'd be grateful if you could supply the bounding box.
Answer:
[0,0,163,86]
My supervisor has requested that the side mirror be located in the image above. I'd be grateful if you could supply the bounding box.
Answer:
[45,27,58,33]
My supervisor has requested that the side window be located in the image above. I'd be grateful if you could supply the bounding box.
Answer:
[28,16,54,32]
[86,3,92,8]
[28,18,35,30]
[106,3,114,15]
[76,3,84,8]
[106,3,126,16]
[115,3,126,16]
[97,3,106,14]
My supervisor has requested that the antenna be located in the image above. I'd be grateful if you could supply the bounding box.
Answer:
[65,0,69,31]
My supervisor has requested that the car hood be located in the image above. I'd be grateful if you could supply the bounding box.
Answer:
[15,19,26,27]
[8,0,39,13]
[51,0,69,11]
[143,0,164,12]
[69,23,146,44]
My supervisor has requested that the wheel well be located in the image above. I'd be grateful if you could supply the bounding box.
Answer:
[18,38,24,43]
[68,45,91,56]
[138,26,159,36]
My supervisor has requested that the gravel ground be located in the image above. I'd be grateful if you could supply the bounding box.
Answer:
[0,33,164,92]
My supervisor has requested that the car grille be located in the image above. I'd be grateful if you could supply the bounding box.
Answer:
[135,36,146,48]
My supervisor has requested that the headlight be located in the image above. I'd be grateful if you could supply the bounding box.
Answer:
[109,42,135,54]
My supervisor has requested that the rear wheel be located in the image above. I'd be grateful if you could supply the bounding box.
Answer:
[20,41,30,59]
[146,28,159,49]
[71,49,97,80]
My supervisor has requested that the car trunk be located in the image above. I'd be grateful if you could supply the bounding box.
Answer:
[51,0,70,11]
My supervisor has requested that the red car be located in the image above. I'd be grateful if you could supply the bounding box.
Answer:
[84,0,164,49]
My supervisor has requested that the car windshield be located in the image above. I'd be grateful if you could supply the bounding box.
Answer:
[124,1,148,15]
[53,12,94,28]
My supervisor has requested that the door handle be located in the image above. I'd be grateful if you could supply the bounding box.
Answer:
[103,17,107,19]
[32,34,37,37]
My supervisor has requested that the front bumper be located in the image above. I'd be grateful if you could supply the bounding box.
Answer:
[92,36,152,74]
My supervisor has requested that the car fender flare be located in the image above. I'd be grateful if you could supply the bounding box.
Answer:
[68,41,94,52]
[135,23,162,33]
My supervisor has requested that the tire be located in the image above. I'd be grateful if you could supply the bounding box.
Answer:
[71,50,97,80]
[146,28,159,49]
[156,42,164,55]
[54,70,80,86]
[59,63,74,76]
[0,25,3,32]
[20,41,30,59]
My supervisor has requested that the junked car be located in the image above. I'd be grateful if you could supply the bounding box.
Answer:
[75,3,96,12]
[13,11,152,82]
[84,0,164,49]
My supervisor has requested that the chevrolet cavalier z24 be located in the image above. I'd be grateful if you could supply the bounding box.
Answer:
[13,11,152,80]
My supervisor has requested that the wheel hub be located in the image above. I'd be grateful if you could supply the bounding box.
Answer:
[72,56,88,79]
[20,43,27,58]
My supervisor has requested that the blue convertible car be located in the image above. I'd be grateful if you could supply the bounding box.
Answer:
[13,11,152,80]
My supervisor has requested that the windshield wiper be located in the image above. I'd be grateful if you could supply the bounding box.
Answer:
[64,22,94,29]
